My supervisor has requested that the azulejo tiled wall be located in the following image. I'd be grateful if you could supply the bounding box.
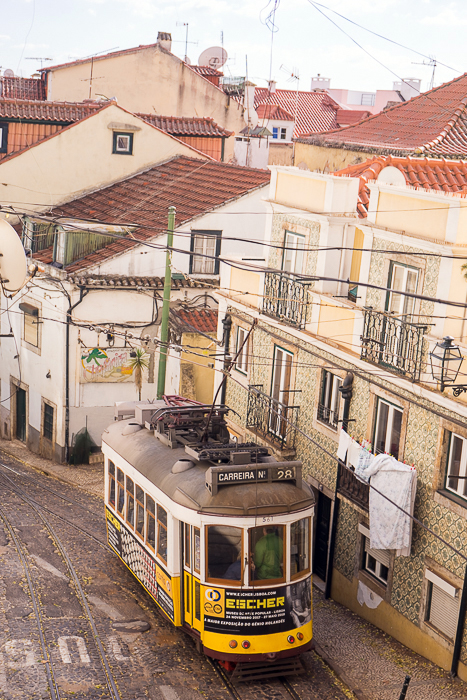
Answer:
[225,302,467,661]
[269,214,320,279]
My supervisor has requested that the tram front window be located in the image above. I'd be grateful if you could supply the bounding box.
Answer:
[250,525,285,583]
[117,468,125,515]
[206,525,242,583]
[290,518,310,579]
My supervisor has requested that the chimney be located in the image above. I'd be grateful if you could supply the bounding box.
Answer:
[310,74,331,91]
[157,32,172,53]
[268,79,277,94]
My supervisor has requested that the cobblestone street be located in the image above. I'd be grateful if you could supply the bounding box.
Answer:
[2,440,467,699]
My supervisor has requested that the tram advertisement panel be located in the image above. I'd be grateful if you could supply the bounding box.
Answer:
[203,576,311,635]
[106,508,175,621]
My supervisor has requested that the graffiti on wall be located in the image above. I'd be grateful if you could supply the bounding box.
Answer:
[80,347,136,383]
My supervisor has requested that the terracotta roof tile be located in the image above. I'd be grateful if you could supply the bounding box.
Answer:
[334,154,467,217]
[335,109,371,126]
[189,66,224,77]
[256,103,295,122]
[254,88,339,136]
[136,113,232,137]
[39,156,271,272]
[0,98,103,122]
[67,274,216,289]
[0,76,46,101]
[173,307,218,334]
[300,73,467,157]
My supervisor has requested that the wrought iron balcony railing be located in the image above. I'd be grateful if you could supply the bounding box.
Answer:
[262,271,311,329]
[337,462,369,511]
[246,385,299,449]
[317,403,339,430]
[360,308,428,382]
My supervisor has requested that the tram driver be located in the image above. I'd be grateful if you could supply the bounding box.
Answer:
[251,527,283,580]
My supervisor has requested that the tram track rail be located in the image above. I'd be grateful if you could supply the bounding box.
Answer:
[0,503,61,700]
[210,659,307,700]
[0,460,111,552]
[0,470,122,700]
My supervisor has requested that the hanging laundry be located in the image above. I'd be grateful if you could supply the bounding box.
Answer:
[337,429,351,461]
[355,448,375,483]
[347,439,362,469]
[365,454,417,555]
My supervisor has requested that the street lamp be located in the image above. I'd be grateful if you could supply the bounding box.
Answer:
[430,336,465,394]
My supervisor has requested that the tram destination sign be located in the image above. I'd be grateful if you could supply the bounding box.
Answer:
[206,461,302,495]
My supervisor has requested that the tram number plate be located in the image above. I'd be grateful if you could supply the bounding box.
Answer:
[272,467,295,480]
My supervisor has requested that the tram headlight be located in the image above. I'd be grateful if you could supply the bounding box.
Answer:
[296,632,304,641]
[241,640,250,649]
[229,640,238,649]
[287,635,295,644]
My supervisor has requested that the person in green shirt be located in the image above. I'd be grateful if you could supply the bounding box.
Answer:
[253,527,283,580]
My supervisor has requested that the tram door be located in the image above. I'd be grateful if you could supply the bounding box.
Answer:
[182,524,202,634]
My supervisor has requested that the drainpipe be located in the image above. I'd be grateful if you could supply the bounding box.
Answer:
[65,288,88,463]
[451,562,467,677]
[220,314,232,407]
[325,372,354,599]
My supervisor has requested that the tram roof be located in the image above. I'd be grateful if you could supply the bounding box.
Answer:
[102,419,314,516]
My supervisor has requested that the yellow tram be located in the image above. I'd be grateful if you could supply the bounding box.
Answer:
[102,399,314,669]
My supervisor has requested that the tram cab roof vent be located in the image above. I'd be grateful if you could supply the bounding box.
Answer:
[172,458,195,473]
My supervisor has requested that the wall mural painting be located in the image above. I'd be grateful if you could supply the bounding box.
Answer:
[80,347,136,383]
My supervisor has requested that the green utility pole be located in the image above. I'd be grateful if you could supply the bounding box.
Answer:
[157,206,176,399]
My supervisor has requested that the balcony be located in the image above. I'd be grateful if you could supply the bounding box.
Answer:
[246,385,299,449]
[360,308,428,382]
[262,271,311,329]
[337,462,369,511]
[317,403,339,430]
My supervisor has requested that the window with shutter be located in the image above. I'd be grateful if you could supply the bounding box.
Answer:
[359,524,391,585]
[425,570,459,639]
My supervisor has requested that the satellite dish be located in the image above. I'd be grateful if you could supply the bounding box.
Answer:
[198,46,227,69]
[184,56,191,65]
[377,166,406,187]
[3,69,14,78]
[0,218,28,293]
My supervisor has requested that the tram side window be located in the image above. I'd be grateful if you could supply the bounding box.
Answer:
[206,525,242,583]
[194,527,201,574]
[117,468,125,516]
[135,485,145,538]
[250,525,285,583]
[157,505,168,564]
[126,477,135,528]
[290,518,310,579]
[108,461,116,508]
[184,524,191,568]
[146,496,155,551]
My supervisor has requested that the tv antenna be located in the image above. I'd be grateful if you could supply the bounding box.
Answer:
[280,65,300,136]
[26,57,53,69]
[412,56,437,90]
[176,22,197,63]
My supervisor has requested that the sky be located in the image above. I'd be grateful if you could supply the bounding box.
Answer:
[0,0,465,94]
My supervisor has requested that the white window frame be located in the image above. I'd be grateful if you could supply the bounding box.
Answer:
[235,326,249,375]
[269,345,293,437]
[113,132,133,155]
[373,397,403,459]
[359,524,390,585]
[445,432,467,499]
[386,262,419,320]
[280,127,287,140]
[318,370,341,430]
[425,569,459,640]
[281,231,305,275]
